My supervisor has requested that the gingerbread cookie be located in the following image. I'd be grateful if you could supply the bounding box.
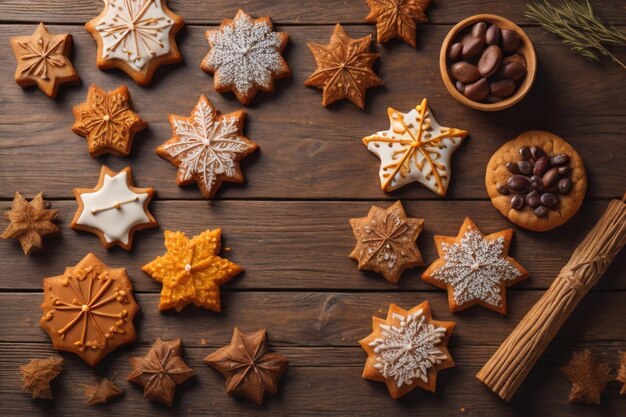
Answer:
[561,350,613,404]
[20,357,64,400]
[421,217,528,314]
[359,301,455,399]
[200,9,290,105]
[349,201,424,284]
[305,24,383,109]
[2,192,59,255]
[71,166,157,250]
[85,0,184,86]
[10,23,79,98]
[364,0,431,47]
[485,130,587,231]
[40,253,139,367]
[363,98,468,196]
[72,85,147,157]
[156,95,258,198]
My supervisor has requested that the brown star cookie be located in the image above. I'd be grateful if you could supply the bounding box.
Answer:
[617,351,626,396]
[20,356,64,400]
[127,338,194,406]
[80,377,124,406]
[485,131,587,232]
[359,301,455,399]
[561,350,613,404]
[349,201,424,284]
[201,10,290,105]
[421,217,528,314]
[40,253,139,367]
[204,328,289,405]
[364,0,431,47]
[85,0,184,86]
[71,166,157,251]
[72,85,147,157]
[156,95,258,198]
[2,192,59,255]
[305,24,383,109]
[10,23,79,98]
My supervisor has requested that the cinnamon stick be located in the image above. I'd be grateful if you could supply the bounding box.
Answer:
[476,193,626,401]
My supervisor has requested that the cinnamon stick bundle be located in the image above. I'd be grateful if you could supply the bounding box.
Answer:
[476,194,626,401]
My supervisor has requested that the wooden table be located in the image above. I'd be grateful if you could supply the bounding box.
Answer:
[1,1,625,416]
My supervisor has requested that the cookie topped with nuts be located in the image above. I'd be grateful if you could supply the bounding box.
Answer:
[485,131,587,232]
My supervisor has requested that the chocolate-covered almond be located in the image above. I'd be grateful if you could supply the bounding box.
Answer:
[449,42,463,60]
[497,61,527,80]
[508,175,530,191]
[478,45,502,77]
[542,167,560,188]
[462,36,485,59]
[496,183,510,195]
[486,24,501,45]
[517,160,533,175]
[511,194,524,210]
[471,22,487,39]
[519,146,531,160]
[550,153,569,166]
[540,193,558,207]
[534,206,548,217]
[506,162,521,174]
[557,165,571,175]
[526,190,541,208]
[533,156,549,176]
[530,146,545,160]
[501,29,520,54]
[558,177,572,194]
[530,175,544,192]
[450,61,480,83]
[490,79,516,98]
[463,77,489,101]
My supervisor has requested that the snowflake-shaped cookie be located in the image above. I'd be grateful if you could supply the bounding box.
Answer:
[86,0,184,85]
[362,98,468,197]
[421,217,528,314]
[156,95,258,198]
[201,9,290,105]
[360,301,455,399]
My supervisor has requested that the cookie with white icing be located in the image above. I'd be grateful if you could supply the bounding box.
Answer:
[71,166,157,251]
[85,0,184,86]
[421,217,528,314]
[362,98,468,197]
[359,301,455,399]
[200,9,291,105]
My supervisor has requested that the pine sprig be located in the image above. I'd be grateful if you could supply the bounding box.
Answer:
[525,0,626,69]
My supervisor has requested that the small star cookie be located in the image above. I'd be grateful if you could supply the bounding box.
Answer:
[305,24,383,109]
[85,0,184,86]
[2,192,59,255]
[349,201,424,284]
[156,95,258,198]
[20,357,64,400]
[72,85,147,157]
[201,9,291,105]
[359,301,455,399]
[421,217,528,314]
[561,350,613,404]
[80,377,124,406]
[364,0,431,47]
[10,22,79,98]
[142,229,243,312]
[71,166,157,251]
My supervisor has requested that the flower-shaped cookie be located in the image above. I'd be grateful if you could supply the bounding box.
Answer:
[2,192,59,255]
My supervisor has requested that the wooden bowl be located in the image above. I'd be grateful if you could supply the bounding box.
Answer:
[439,14,537,111]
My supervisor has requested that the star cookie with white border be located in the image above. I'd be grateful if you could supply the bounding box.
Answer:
[71,166,157,251]
[421,217,528,314]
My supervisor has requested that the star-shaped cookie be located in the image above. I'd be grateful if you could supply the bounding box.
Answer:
[20,357,64,400]
[71,166,157,251]
[305,24,383,109]
[142,229,243,312]
[561,350,613,404]
[617,351,626,395]
[359,301,455,399]
[421,217,527,314]
[128,338,194,406]
[80,377,124,406]
[72,84,147,157]
[2,192,59,255]
[362,98,468,197]
[10,23,79,98]
[364,0,431,47]
[85,0,184,86]
[156,95,258,198]
[204,327,289,405]
[201,9,291,105]
[349,201,424,284]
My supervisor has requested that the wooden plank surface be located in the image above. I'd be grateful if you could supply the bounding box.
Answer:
[1,1,625,416]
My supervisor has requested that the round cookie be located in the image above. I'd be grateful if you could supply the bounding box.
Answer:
[485,131,586,231]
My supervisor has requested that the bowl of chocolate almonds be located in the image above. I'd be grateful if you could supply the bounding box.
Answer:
[440,14,536,111]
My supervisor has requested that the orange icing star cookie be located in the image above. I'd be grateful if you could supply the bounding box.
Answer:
[156,95,258,198]
[72,85,147,157]
[359,301,455,399]
[85,0,184,86]
[10,22,79,98]
[364,0,431,47]
[305,24,383,109]
[421,217,528,314]
[142,229,243,312]
[349,201,424,284]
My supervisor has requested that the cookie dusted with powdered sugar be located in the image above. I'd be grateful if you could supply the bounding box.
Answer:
[200,10,291,105]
